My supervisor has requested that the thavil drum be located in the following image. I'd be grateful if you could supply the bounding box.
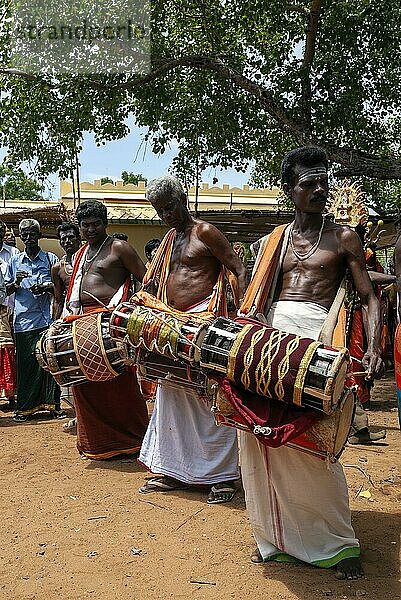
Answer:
[36,312,131,387]
[200,317,350,414]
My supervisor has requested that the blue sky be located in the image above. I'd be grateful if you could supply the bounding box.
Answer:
[37,126,253,200]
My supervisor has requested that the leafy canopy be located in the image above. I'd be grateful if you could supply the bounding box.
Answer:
[0,164,44,201]
[0,0,400,212]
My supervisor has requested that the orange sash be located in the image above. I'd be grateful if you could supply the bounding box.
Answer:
[143,228,229,317]
[239,224,287,316]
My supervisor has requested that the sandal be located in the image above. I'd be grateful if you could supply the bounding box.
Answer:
[139,476,188,494]
[50,410,68,419]
[63,418,77,433]
[13,414,28,422]
[207,482,236,504]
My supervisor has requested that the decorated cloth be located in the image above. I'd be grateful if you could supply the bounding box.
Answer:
[226,316,322,407]
[0,306,16,398]
[394,323,401,430]
[15,328,60,415]
[67,252,149,460]
[138,297,239,485]
[240,300,360,567]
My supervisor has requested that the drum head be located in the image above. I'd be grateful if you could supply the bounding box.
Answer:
[333,388,355,456]
[324,348,350,407]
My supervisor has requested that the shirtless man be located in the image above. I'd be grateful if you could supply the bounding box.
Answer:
[65,200,149,460]
[393,225,401,430]
[52,222,81,320]
[51,222,82,430]
[139,175,248,503]
[239,146,384,579]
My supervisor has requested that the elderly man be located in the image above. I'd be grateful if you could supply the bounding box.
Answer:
[5,219,62,421]
[0,221,19,408]
[239,147,384,579]
[138,175,248,504]
[65,200,149,460]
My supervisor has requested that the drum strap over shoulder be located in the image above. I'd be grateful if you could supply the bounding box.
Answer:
[239,224,289,317]
[318,277,347,345]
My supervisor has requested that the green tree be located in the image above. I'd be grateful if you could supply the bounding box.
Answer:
[121,172,148,186]
[0,1,400,204]
[100,177,114,185]
[0,164,44,201]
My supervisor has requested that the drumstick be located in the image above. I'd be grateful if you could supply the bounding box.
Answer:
[346,371,368,377]
[82,291,113,311]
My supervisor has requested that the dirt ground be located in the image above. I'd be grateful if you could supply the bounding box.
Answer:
[0,374,400,600]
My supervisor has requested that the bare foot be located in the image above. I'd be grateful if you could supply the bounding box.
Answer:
[250,548,263,563]
[335,557,364,579]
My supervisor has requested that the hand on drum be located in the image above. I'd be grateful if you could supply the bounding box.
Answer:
[361,349,385,381]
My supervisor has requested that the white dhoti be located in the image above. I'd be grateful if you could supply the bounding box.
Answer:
[139,299,239,486]
[240,300,360,566]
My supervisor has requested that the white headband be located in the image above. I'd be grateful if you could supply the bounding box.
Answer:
[297,167,327,184]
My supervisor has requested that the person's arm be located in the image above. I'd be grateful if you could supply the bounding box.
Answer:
[394,234,401,322]
[0,270,6,305]
[197,222,248,301]
[5,257,27,295]
[51,263,64,320]
[113,239,146,282]
[368,271,396,285]
[342,228,385,380]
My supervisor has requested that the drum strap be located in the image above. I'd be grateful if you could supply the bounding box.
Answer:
[318,277,347,345]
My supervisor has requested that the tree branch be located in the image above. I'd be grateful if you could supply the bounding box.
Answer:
[0,67,38,81]
[1,53,401,180]
[112,55,308,140]
[300,0,323,127]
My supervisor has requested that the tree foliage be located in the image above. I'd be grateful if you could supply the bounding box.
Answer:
[0,1,400,211]
[121,171,147,185]
[0,164,44,201]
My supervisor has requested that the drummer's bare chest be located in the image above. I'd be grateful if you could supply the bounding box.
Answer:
[282,244,344,280]
[82,251,124,283]
[170,234,208,272]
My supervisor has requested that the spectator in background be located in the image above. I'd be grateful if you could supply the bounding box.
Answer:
[52,222,82,320]
[52,222,82,433]
[4,227,17,247]
[5,219,64,422]
[0,221,19,409]
[144,238,161,268]
[112,232,129,241]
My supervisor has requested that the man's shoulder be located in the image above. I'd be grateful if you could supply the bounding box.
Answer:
[9,251,23,265]
[325,221,359,242]
[3,243,19,257]
[45,251,60,265]
[193,219,223,242]
[110,237,137,258]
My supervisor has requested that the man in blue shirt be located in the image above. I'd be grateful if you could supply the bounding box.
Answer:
[5,218,64,421]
